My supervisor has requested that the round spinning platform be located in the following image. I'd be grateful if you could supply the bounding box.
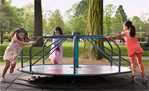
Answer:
[19,34,131,76]
[18,64,131,76]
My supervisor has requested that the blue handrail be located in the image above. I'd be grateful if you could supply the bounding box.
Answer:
[20,34,129,74]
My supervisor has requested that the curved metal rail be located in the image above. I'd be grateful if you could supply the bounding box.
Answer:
[19,34,130,75]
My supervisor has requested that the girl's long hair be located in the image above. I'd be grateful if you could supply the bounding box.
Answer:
[11,28,30,42]
[124,20,136,37]
[129,25,136,37]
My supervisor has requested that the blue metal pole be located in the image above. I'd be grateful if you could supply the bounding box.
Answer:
[29,47,32,72]
[20,50,24,68]
[73,33,79,74]
[119,51,121,72]
[42,45,45,65]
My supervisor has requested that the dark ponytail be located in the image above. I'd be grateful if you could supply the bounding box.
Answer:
[129,25,136,37]
[124,20,132,29]
[124,20,136,37]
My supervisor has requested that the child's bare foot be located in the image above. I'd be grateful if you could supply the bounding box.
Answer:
[131,75,137,83]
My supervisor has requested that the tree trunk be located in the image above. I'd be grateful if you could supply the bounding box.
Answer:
[0,31,3,44]
[87,0,104,59]
[34,0,43,46]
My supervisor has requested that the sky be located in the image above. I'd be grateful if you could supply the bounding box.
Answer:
[11,0,149,19]
[104,0,149,18]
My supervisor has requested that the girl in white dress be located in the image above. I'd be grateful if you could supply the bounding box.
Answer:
[1,28,36,81]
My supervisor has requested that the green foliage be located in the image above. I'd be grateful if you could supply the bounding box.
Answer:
[132,16,144,32]
[67,15,86,34]
[0,0,148,48]
[0,1,22,32]
[117,5,127,22]
[65,0,88,34]
[45,10,64,34]
[19,5,34,35]
[111,5,127,33]
[104,4,116,34]
[0,42,149,60]
[75,0,88,16]
[0,0,34,42]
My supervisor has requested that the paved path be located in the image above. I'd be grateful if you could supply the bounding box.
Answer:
[0,65,149,91]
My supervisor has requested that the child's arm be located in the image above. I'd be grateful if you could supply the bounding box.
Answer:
[13,34,36,45]
[22,36,42,45]
[16,39,35,45]
[106,32,125,40]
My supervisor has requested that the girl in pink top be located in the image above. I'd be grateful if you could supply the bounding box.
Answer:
[107,20,145,81]
[1,28,36,81]
[49,27,63,64]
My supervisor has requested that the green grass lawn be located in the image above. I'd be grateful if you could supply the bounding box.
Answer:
[143,60,149,64]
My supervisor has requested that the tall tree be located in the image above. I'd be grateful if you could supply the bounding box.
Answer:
[132,16,144,32]
[46,10,64,33]
[112,5,127,33]
[104,4,116,34]
[75,0,88,16]
[117,5,127,22]
[67,15,86,34]
[142,15,149,42]
[65,0,88,34]
[87,0,103,59]
[34,0,43,46]
[19,5,34,34]
[0,0,21,44]
[144,23,149,42]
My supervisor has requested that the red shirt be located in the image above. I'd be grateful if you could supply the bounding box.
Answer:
[121,31,143,57]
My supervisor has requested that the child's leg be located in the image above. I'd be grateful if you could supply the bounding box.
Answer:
[54,60,58,64]
[136,53,144,78]
[50,59,54,64]
[2,61,10,78]
[10,61,16,73]
[51,59,58,64]
[129,55,136,78]
[134,58,138,73]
